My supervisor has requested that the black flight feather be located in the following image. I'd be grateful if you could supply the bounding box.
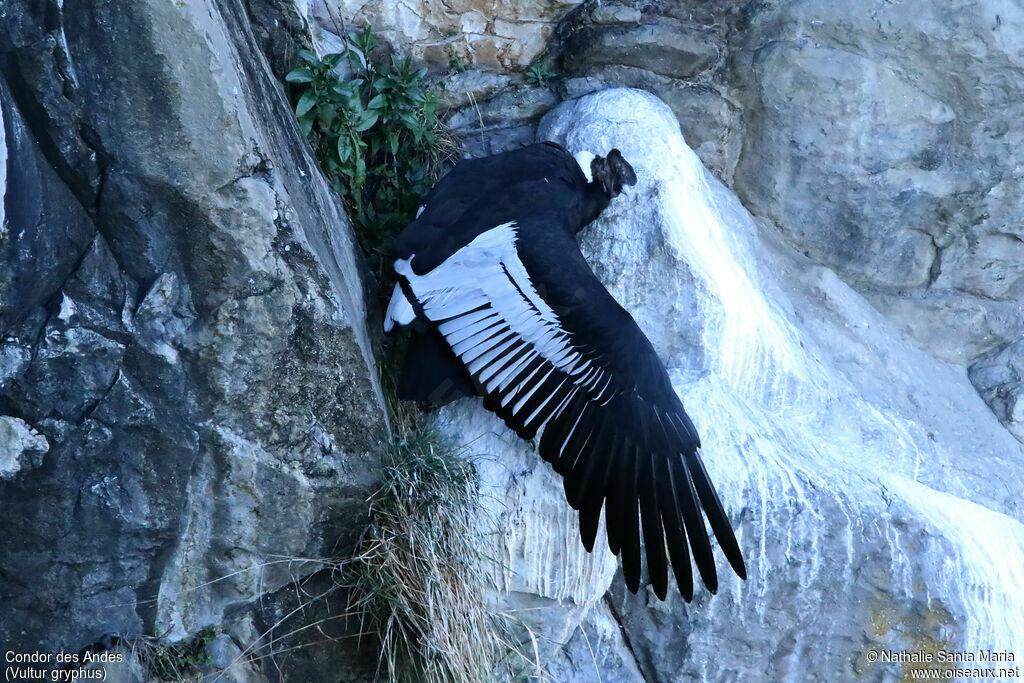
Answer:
[640,450,669,600]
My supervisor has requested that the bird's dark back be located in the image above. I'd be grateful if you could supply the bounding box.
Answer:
[392,142,591,273]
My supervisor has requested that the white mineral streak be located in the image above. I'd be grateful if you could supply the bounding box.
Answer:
[436,406,619,604]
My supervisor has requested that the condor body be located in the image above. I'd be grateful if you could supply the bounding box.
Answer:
[385,141,745,601]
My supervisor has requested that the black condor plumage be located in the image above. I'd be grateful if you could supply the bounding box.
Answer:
[384,141,746,600]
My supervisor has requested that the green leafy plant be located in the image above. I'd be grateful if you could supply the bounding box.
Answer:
[286,28,455,268]
[524,61,557,85]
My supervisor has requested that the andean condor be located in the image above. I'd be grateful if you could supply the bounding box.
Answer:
[383,141,746,601]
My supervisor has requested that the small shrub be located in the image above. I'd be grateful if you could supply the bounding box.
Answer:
[286,28,455,270]
[524,62,557,85]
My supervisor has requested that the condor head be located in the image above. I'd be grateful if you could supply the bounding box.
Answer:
[591,148,638,198]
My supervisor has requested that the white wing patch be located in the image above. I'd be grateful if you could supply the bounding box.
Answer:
[394,222,609,428]
[383,283,416,333]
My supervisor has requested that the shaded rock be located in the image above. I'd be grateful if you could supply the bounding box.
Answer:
[0,0,386,664]
[447,85,559,130]
[446,85,560,157]
[0,342,30,390]
[0,77,95,333]
[245,0,316,79]
[429,68,512,110]
[970,341,1024,444]
[61,236,132,336]
[6,326,125,422]
[236,571,378,681]
[458,123,538,158]
[0,4,104,200]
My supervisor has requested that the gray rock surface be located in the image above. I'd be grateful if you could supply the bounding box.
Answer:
[0,0,386,667]
[721,0,1024,429]
[0,77,94,332]
[437,88,1024,681]
[562,20,721,80]
[970,341,1024,444]
[445,84,560,157]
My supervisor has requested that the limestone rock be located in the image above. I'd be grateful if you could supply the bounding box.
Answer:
[0,77,94,332]
[446,85,559,130]
[728,1,1024,370]
[445,84,559,158]
[0,342,31,390]
[970,341,1024,444]
[562,21,721,80]
[429,69,512,110]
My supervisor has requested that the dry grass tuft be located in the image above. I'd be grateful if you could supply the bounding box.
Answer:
[346,426,526,682]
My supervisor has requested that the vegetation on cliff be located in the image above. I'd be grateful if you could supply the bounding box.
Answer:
[286,27,456,276]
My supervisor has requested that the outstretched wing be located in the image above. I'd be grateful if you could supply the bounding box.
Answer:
[394,220,746,600]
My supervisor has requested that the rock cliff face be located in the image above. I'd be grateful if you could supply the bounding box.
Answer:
[0,0,385,668]
[3,0,1024,681]
[727,3,1024,367]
